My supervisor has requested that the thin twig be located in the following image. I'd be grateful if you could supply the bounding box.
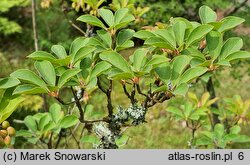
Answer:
[55,131,63,149]
[70,129,81,149]
[122,83,132,99]
[71,87,84,122]
[136,84,148,98]
[55,97,77,105]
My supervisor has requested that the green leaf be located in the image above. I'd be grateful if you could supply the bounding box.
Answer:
[153,29,176,49]
[172,83,188,96]
[183,102,193,118]
[231,135,250,143]
[0,77,20,89]
[178,67,208,85]
[116,40,134,51]
[155,64,171,84]
[27,51,56,62]
[219,37,243,60]
[16,130,33,137]
[49,103,63,124]
[206,31,223,60]
[115,135,129,146]
[24,116,37,132]
[145,37,174,49]
[51,45,67,59]
[181,47,205,60]
[133,30,155,40]
[10,69,48,90]
[117,29,135,46]
[214,124,224,139]
[166,106,183,118]
[100,51,132,73]
[0,96,25,124]
[186,24,213,47]
[38,113,51,131]
[34,61,56,86]
[108,71,133,80]
[114,8,129,24]
[218,16,245,32]
[199,5,217,24]
[173,21,186,46]
[144,55,169,71]
[90,61,112,79]
[77,15,106,29]
[97,30,112,48]
[43,122,56,132]
[225,51,250,61]
[60,115,79,128]
[230,125,241,134]
[98,8,114,27]
[114,8,135,30]
[131,48,148,71]
[171,55,191,80]
[70,37,89,55]
[196,136,213,146]
[58,69,81,88]
[71,46,96,65]
[81,135,99,144]
[13,84,48,95]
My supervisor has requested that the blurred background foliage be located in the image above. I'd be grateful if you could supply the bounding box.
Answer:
[0,0,250,148]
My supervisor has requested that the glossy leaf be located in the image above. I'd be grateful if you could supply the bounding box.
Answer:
[98,8,114,27]
[214,124,224,139]
[171,55,191,80]
[155,64,171,84]
[206,31,223,60]
[58,69,81,88]
[49,103,63,124]
[38,113,51,131]
[0,77,20,89]
[10,69,48,90]
[34,61,56,86]
[51,45,67,59]
[199,5,217,24]
[144,55,169,69]
[71,46,96,64]
[173,21,186,46]
[219,37,243,60]
[186,25,213,47]
[133,30,155,40]
[60,115,79,128]
[24,116,37,132]
[0,96,25,124]
[100,51,132,73]
[77,15,106,29]
[114,8,135,30]
[27,51,56,62]
[178,67,208,85]
[218,16,245,32]
[13,84,48,95]
[145,37,174,50]
[90,61,112,79]
[97,30,112,48]
[225,51,250,61]
[70,37,89,55]
[117,29,135,46]
[131,48,148,71]
[153,29,176,49]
